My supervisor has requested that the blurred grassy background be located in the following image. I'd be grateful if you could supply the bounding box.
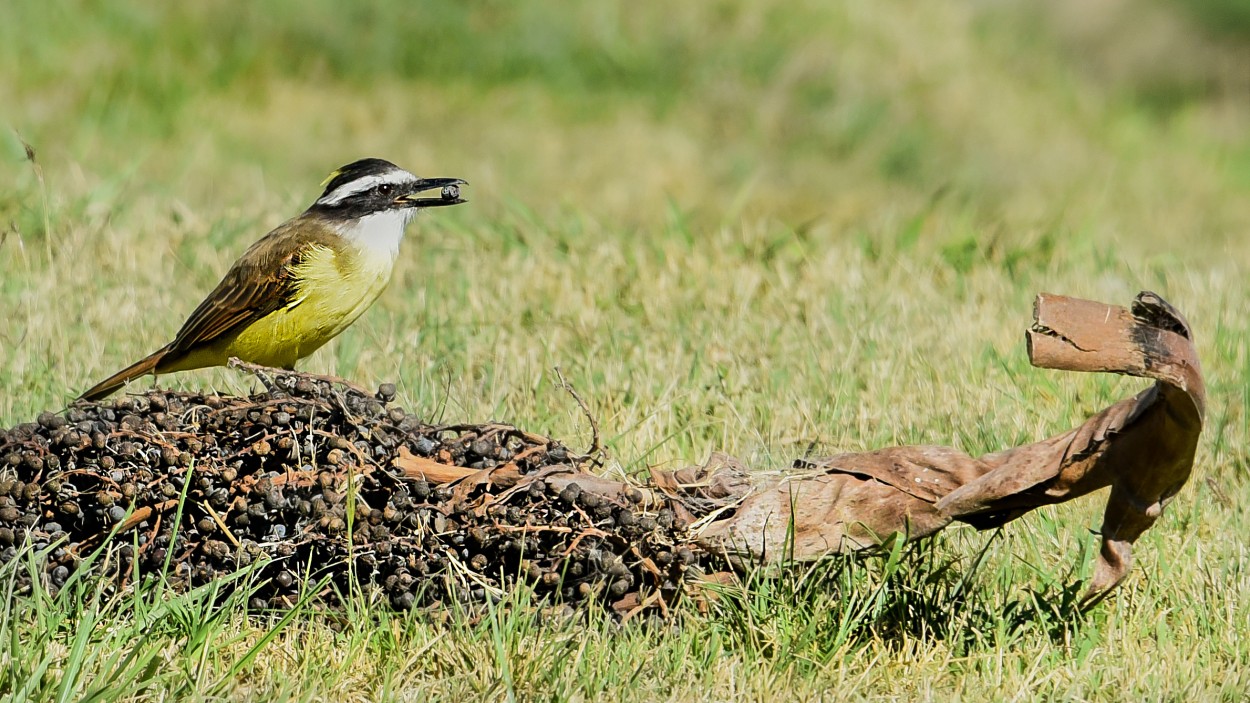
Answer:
[2,0,1249,700]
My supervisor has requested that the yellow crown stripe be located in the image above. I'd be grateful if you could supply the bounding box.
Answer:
[320,169,343,187]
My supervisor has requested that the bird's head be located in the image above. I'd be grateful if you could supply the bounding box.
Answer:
[308,158,467,221]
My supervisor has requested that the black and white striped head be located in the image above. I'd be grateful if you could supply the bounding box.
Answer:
[308,158,466,220]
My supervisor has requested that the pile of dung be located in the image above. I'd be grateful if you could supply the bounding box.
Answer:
[0,370,691,614]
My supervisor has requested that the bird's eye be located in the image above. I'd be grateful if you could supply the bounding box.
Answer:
[376,183,394,197]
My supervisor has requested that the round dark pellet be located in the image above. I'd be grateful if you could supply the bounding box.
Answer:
[413,437,437,456]
[656,509,675,529]
[376,383,397,402]
[37,411,62,429]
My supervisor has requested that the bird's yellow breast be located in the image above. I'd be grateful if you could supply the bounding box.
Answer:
[173,243,393,370]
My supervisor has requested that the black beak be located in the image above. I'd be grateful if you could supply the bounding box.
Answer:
[396,177,468,208]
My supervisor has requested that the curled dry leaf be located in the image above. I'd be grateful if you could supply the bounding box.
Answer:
[679,291,1204,604]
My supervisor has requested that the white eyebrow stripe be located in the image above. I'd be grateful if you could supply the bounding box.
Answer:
[316,170,417,206]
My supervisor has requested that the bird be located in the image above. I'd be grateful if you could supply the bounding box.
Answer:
[78,158,467,401]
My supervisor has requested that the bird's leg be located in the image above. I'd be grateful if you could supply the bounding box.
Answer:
[226,358,375,399]
[227,357,281,394]
[150,373,162,393]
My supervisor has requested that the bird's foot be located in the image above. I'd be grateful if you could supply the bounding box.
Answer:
[226,358,378,401]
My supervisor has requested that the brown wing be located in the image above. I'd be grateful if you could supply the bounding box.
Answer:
[168,218,339,354]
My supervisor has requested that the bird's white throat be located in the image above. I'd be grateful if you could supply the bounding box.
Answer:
[337,209,415,261]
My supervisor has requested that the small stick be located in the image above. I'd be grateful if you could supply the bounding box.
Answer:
[553,366,602,463]
[494,525,576,535]
[560,527,612,556]
[620,590,665,624]
[393,446,479,483]
[202,501,241,549]
[72,499,179,556]
[119,499,179,533]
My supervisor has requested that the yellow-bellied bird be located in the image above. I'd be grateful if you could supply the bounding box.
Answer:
[79,158,466,401]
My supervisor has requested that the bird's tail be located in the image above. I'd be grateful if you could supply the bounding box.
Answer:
[78,345,173,402]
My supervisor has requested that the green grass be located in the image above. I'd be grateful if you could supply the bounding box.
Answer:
[3,0,1250,699]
